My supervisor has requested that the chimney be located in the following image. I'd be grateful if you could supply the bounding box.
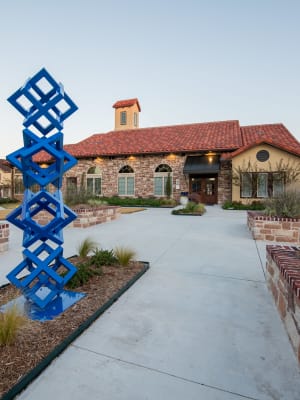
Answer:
[112,98,141,130]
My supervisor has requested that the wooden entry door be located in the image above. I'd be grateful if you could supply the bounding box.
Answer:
[190,175,218,204]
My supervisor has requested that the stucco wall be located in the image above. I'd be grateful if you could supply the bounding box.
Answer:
[232,144,300,203]
[114,103,140,130]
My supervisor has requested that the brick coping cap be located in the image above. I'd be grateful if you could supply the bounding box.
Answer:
[71,205,120,212]
[248,211,300,222]
[267,245,300,299]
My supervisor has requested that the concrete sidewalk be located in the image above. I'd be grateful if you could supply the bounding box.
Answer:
[1,206,300,399]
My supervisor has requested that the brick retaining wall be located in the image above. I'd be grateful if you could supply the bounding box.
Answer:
[247,211,300,243]
[33,206,120,228]
[0,223,9,252]
[71,205,120,228]
[266,245,300,363]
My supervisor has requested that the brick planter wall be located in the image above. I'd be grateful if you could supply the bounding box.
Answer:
[266,245,300,363]
[33,206,120,228]
[71,205,120,228]
[0,223,9,252]
[247,211,300,243]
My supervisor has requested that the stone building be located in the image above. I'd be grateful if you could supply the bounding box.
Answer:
[34,98,300,205]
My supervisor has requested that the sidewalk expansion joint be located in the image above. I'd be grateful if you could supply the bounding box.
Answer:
[72,344,262,400]
[192,271,266,285]
[254,240,267,281]
[152,225,192,266]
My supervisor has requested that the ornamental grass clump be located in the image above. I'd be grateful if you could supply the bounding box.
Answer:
[0,304,27,346]
[114,246,137,267]
[77,237,98,258]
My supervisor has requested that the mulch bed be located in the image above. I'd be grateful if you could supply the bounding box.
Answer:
[0,261,146,399]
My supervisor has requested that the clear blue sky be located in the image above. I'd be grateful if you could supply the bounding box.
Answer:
[1,0,299,158]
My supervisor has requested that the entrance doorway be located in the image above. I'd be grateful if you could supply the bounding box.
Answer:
[189,174,218,204]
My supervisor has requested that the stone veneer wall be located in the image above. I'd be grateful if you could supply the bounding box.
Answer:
[33,206,120,228]
[266,245,300,363]
[63,155,189,201]
[62,155,232,203]
[218,160,232,204]
[0,223,9,252]
[248,211,300,244]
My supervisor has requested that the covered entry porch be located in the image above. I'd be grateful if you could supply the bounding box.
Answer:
[183,155,220,205]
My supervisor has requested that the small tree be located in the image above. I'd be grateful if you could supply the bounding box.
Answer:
[165,173,172,198]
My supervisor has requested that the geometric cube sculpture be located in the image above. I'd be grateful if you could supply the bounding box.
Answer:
[6,68,79,309]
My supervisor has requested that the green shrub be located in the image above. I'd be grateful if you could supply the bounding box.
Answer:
[90,249,117,267]
[77,237,98,258]
[264,190,300,218]
[165,173,172,198]
[114,246,137,267]
[172,202,206,215]
[185,201,197,212]
[0,304,27,346]
[194,203,206,214]
[66,262,102,289]
[0,198,19,205]
[87,198,108,207]
[222,200,234,209]
[98,196,176,207]
[159,198,177,207]
[222,200,265,211]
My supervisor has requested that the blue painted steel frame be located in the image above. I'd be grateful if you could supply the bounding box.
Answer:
[6,68,79,309]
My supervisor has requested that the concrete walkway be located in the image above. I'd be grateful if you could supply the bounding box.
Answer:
[1,207,300,399]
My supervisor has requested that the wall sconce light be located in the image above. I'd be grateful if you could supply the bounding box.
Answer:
[94,157,103,164]
[167,153,176,160]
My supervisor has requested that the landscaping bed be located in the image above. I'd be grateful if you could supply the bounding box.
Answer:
[172,201,206,216]
[0,261,148,399]
[99,196,177,208]
[172,210,204,216]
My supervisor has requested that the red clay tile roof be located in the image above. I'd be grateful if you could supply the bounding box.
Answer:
[222,124,300,160]
[65,120,242,159]
[241,123,300,149]
[34,121,300,163]
[112,98,141,112]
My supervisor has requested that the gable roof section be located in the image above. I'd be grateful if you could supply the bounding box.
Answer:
[222,124,300,160]
[242,123,300,149]
[63,120,242,159]
[113,98,141,111]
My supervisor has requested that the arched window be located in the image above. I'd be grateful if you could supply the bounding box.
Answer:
[86,165,102,196]
[154,164,172,196]
[118,165,134,196]
[119,165,134,173]
[155,164,172,173]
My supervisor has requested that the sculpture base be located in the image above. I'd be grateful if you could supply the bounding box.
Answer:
[0,289,85,322]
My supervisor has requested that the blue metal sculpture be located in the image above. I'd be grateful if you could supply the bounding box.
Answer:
[6,68,80,311]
